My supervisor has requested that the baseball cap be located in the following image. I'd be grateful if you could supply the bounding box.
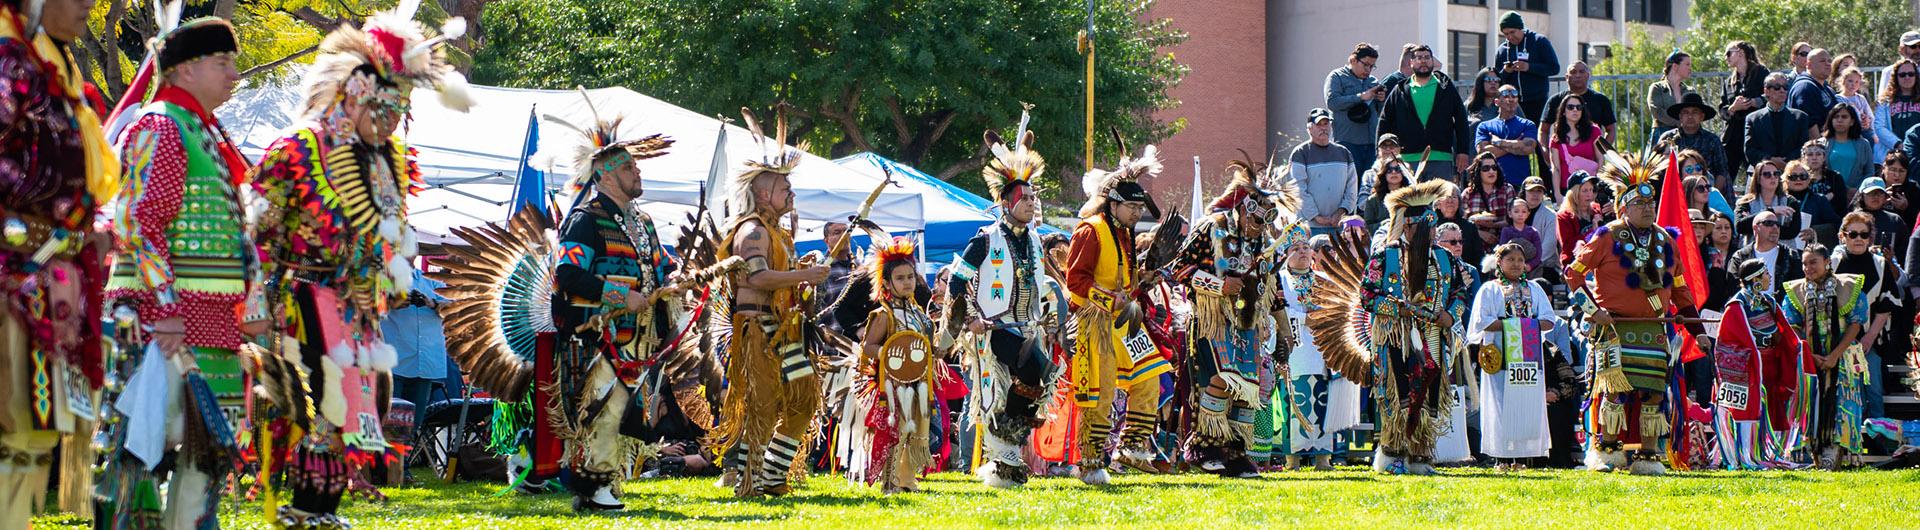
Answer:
[1522,176,1547,191]
[1861,176,1890,195]
[1307,107,1333,124]
[1903,31,1920,47]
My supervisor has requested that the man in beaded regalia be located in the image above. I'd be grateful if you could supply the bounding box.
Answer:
[1303,179,1471,476]
[541,93,678,511]
[1170,161,1290,479]
[96,13,259,528]
[944,121,1060,489]
[1565,152,1711,475]
[1063,144,1169,483]
[243,3,471,525]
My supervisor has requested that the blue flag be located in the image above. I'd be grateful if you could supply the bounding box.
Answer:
[509,106,543,215]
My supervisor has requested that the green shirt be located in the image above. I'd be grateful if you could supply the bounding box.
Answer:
[1400,78,1450,162]
[1410,77,1438,125]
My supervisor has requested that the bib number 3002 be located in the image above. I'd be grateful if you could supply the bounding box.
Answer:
[1507,361,1541,387]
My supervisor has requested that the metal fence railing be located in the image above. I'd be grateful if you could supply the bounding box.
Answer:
[1547,66,1887,153]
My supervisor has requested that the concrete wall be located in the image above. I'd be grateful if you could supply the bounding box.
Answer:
[1267,0,1420,148]
[1146,0,1270,207]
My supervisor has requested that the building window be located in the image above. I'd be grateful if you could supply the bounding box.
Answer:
[1626,0,1673,25]
[1450,31,1486,82]
[1580,0,1612,19]
[1451,0,1486,5]
[1499,0,1549,12]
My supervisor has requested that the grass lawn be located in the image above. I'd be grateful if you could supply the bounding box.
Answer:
[37,467,1920,529]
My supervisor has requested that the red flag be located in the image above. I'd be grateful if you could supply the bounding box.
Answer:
[1657,151,1709,305]
[1658,151,1709,362]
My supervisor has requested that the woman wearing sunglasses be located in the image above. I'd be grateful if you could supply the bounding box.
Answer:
[1833,210,1902,425]
[1782,159,1843,247]
[1735,160,1792,238]
[1873,58,1920,159]
[1545,93,1603,189]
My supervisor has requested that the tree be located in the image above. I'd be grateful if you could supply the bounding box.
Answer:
[1598,0,1914,76]
[472,0,1188,198]
[74,0,483,103]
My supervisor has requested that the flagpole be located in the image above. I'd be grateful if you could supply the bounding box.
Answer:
[1190,156,1203,220]
[509,104,542,220]
[1080,0,1096,178]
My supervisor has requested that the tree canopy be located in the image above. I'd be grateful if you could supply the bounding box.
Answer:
[472,0,1188,198]
[1597,0,1914,76]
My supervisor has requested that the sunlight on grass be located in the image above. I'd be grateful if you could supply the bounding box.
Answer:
[40,468,1920,528]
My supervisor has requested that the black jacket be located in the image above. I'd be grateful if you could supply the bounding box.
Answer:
[1379,74,1473,160]
[1744,105,1812,164]
[1729,244,1803,295]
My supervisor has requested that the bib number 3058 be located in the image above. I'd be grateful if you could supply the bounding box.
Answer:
[1717,383,1750,410]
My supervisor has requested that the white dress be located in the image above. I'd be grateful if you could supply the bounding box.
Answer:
[1468,279,1558,459]
[1278,269,1361,455]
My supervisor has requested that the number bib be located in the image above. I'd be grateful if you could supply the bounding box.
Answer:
[1717,383,1750,410]
[1124,328,1158,364]
[1506,361,1541,387]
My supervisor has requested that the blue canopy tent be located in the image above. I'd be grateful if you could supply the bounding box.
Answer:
[817,153,1065,272]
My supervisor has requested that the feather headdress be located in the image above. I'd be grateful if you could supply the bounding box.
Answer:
[981,104,1045,204]
[541,88,674,203]
[868,236,919,302]
[1207,160,1296,225]
[1078,141,1163,218]
[730,104,805,215]
[1383,179,1454,242]
[299,0,473,119]
[1596,147,1666,211]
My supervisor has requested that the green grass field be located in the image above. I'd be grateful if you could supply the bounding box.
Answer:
[35,467,1920,529]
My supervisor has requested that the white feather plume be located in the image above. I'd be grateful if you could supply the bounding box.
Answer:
[1081,169,1107,200]
[155,0,183,35]
[440,17,468,40]
[393,0,422,22]
[1124,144,1164,181]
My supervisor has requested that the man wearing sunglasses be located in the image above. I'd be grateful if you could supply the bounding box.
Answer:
[1729,210,1803,296]
[1744,72,1816,168]
[1476,85,1539,188]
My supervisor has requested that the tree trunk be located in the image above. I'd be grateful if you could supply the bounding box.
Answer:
[241,46,320,79]
[78,0,131,100]
[935,156,985,182]
[818,84,875,155]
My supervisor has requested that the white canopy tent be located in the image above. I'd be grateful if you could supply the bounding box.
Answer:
[216,84,927,245]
